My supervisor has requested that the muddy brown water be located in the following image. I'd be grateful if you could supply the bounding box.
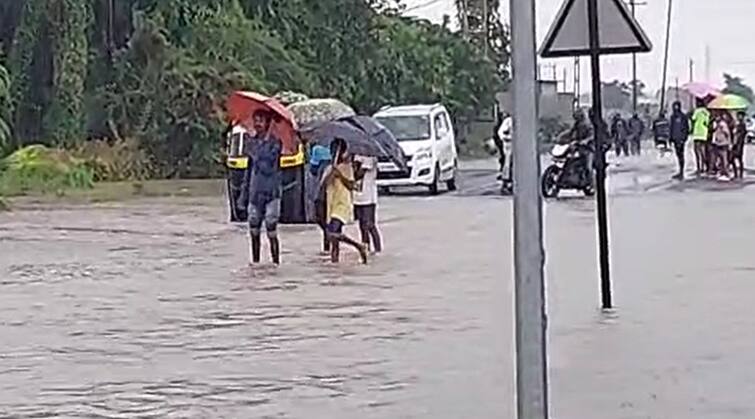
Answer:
[3,156,755,418]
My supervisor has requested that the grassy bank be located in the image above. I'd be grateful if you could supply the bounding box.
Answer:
[6,179,226,207]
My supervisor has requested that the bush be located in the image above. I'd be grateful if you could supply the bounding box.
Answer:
[0,145,94,196]
[72,138,153,182]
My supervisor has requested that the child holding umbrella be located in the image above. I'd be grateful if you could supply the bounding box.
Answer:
[321,138,368,264]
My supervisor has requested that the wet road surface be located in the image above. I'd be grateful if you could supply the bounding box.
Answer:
[2,149,755,418]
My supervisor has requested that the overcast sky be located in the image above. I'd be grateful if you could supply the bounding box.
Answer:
[404,0,755,94]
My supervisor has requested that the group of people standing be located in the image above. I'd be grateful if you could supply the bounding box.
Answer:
[687,101,747,180]
[239,110,381,266]
[608,99,747,181]
[650,100,747,181]
[610,113,646,157]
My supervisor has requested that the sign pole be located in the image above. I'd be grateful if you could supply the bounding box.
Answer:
[509,0,549,416]
[586,0,613,309]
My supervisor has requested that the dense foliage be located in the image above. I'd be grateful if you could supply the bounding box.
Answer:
[723,73,755,105]
[0,0,505,179]
[0,145,94,196]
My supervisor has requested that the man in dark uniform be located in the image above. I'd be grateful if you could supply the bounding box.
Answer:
[669,101,690,180]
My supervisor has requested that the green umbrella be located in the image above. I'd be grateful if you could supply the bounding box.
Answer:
[708,94,750,110]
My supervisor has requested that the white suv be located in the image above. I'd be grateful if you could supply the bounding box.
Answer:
[374,104,458,194]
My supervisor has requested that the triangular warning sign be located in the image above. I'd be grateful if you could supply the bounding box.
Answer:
[540,0,652,58]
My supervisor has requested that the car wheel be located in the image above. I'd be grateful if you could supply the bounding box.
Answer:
[429,165,441,195]
[446,177,457,191]
[446,161,458,191]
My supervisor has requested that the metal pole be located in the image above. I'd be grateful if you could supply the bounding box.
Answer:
[675,77,680,102]
[587,0,613,309]
[631,1,638,113]
[689,59,694,109]
[509,0,548,416]
[659,0,674,112]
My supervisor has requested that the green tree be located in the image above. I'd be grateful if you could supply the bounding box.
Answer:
[8,0,90,146]
[723,73,755,104]
[455,0,510,80]
[1,0,504,178]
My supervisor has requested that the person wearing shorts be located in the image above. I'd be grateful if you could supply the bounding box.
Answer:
[238,111,283,265]
[353,155,382,253]
[322,139,367,264]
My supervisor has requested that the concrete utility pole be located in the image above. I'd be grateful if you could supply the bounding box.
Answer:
[688,59,695,108]
[509,0,549,416]
[705,44,711,81]
[659,0,674,111]
[626,0,647,113]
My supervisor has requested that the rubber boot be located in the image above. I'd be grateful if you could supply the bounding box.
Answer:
[269,237,280,265]
[251,234,261,264]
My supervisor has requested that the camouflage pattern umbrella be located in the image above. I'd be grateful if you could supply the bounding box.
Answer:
[274,91,309,106]
[288,98,356,127]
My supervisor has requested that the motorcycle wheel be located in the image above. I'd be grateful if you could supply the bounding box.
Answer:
[541,165,561,198]
[583,185,596,197]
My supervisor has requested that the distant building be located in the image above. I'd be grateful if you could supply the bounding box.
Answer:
[496,79,575,122]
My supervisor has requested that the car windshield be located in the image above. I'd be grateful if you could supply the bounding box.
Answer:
[376,115,431,142]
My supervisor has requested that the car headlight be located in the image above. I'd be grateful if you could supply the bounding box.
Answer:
[414,147,433,161]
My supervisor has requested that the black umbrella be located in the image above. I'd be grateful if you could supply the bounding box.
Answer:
[339,116,408,172]
[299,120,384,158]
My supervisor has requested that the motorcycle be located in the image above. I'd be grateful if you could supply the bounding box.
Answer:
[541,141,595,198]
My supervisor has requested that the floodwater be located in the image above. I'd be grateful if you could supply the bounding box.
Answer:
[2,151,755,418]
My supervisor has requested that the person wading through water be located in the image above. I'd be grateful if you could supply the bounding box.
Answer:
[353,154,383,253]
[321,138,368,264]
[309,144,332,252]
[669,101,690,180]
[238,111,283,265]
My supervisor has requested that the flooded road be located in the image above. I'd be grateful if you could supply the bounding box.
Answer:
[2,152,755,418]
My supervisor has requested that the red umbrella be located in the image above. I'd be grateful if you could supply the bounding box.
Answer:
[226,91,298,154]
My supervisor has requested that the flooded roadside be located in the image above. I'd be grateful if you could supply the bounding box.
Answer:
[2,172,755,417]
[0,196,514,418]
